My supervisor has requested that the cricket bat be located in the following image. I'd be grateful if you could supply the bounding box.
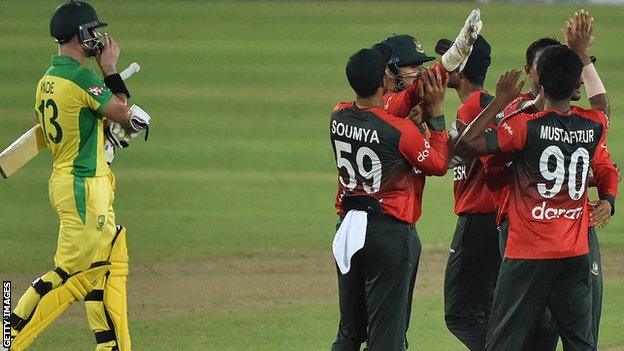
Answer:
[0,62,141,179]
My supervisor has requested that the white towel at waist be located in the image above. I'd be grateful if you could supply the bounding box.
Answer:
[332,210,368,274]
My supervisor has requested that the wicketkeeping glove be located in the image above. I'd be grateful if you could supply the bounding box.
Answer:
[441,9,483,72]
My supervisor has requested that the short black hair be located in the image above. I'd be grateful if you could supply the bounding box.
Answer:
[346,46,389,98]
[462,35,491,86]
[526,37,561,67]
[537,45,583,101]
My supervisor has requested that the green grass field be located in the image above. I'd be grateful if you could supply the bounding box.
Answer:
[1,1,624,350]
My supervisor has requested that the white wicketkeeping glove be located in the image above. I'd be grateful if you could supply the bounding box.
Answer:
[441,9,483,72]
[104,104,152,165]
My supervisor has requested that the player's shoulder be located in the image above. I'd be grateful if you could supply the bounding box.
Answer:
[72,68,106,91]
[332,101,354,112]
[458,89,491,123]
[571,105,608,124]
[374,106,411,127]
[503,92,533,115]
[498,111,531,132]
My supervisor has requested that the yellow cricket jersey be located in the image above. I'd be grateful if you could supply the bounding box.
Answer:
[35,55,114,178]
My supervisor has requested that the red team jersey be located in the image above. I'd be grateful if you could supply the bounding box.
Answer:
[331,102,449,224]
[484,91,538,225]
[383,62,448,118]
[453,89,502,215]
[487,106,617,259]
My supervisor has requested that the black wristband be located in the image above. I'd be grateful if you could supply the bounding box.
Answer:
[104,74,131,99]
[484,130,501,155]
[425,114,445,131]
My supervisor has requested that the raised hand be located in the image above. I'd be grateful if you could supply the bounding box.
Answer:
[97,35,121,76]
[563,9,594,64]
[494,70,525,108]
[419,68,448,117]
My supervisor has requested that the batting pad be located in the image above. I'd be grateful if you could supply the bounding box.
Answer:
[10,263,110,351]
[104,226,131,351]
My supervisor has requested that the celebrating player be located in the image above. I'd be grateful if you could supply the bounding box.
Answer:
[378,14,482,346]
[7,1,146,350]
[455,20,617,351]
[382,8,482,119]
[330,43,449,350]
[442,35,502,351]
[484,11,612,349]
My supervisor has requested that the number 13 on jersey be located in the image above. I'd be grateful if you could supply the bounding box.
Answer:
[38,98,63,144]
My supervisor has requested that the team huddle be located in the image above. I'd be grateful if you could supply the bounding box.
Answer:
[330,8,617,351]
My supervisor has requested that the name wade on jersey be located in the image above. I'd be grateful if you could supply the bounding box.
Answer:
[331,120,380,144]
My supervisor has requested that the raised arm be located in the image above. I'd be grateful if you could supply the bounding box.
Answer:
[98,36,131,124]
[564,10,609,116]
[399,69,450,176]
[454,70,524,158]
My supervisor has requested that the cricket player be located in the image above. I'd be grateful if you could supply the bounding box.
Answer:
[377,14,481,346]
[455,17,617,351]
[442,35,502,351]
[486,23,611,348]
[8,1,145,350]
[483,38,565,351]
[382,8,482,120]
[330,44,449,351]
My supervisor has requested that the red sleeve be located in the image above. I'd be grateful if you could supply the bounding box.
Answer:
[385,62,450,119]
[492,115,528,154]
[457,97,480,126]
[591,112,618,200]
[503,95,530,116]
[483,153,512,191]
[385,84,421,118]
[398,121,449,176]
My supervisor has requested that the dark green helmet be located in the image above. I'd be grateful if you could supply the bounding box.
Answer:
[383,34,435,68]
[50,1,107,47]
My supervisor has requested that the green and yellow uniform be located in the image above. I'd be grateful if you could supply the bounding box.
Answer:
[34,55,117,273]
[10,55,130,351]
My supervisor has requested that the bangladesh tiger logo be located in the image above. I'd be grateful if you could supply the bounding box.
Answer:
[413,40,424,53]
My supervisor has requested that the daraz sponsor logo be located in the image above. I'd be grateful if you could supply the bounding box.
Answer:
[531,201,583,220]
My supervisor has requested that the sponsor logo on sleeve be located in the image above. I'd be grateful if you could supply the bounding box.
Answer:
[88,86,104,96]
[416,140,431,162]
[502,122,514,136]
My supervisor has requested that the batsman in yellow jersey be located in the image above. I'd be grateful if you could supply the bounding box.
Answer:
[8,1,148,350]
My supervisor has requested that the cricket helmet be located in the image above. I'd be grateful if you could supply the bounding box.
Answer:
[383,34,435,69]
[382,34,435,91]
[50,1,107,55]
